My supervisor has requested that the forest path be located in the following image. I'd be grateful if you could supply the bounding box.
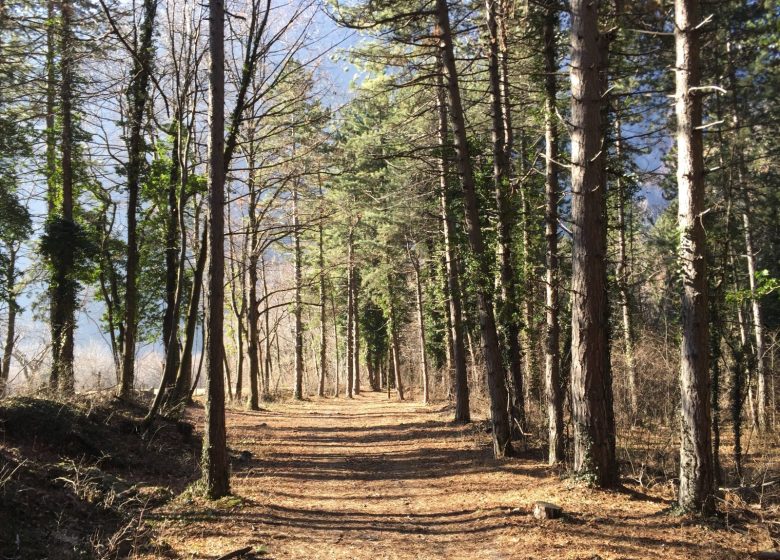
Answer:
[151,392,755,559]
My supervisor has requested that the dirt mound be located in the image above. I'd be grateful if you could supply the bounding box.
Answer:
[0,395,201,559]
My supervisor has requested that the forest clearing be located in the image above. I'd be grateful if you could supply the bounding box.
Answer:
[1,0,779,557]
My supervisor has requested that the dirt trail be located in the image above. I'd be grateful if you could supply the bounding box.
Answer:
[152,392,761,559]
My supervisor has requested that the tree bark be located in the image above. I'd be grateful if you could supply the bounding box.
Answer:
[569,0,616,486]
[434,0,512,458]
[675,0,714,513]
[202,0,229,499]
[542,0,564,465]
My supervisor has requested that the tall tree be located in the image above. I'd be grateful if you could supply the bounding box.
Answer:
[485,0,524,434]
[569,0,617,486]
[675,0,714,514]
[353,268,361,395]
[118,0,158,398]
[542,0,564,464]
[409,245,429,403]
[435,67,470,423]
[247,146,262,410]
[346,224,355,398]
[292,162,304,400]
[50,0,77,394]
[614,115,638,417]
[318,177,328,397]
[202,0,229,499]
[434,0,512,458]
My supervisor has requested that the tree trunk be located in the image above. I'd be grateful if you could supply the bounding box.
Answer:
[724,40,767,432]
[318,177,327,397]
[162,122,181,394]
[441,254,454,400]
[152,117,190,414]
[331,289,340,397]
[223,352,233,402]
[435,71,470,423]
[519,181,536,408]
[234,296,245,401]
[353,269,361,395]
[262,254,272,395]
[412,255,429,404]
[434,0,512,458]
[485,0,524,436]
[248,254,260,409]
[366,347,375,391]
[51,0,76,395]
[741,196,766,430]
[675,0,714,513]
[293,179,304,400]
[45,0,56,215]
[542,0,564,465]
[346,227,355,398]
[569,0,617,486]
[145,239,187,422]
[1,244,19,397]
[614,116,638,417]
[388,274,404,401]
[709,266,724,487]
[120,0,157,399]
[45,0,59,389]
[172,220,207,404]
[202,0,229,499]
[247,173,261,410]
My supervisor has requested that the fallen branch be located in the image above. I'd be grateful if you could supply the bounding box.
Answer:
[216,546,253,560]
[720,479,779,493]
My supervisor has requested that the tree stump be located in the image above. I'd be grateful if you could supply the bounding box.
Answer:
[533,501,563,520]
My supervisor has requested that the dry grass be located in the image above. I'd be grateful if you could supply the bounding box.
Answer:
[145,392,775,559]
[0,394,199,559]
